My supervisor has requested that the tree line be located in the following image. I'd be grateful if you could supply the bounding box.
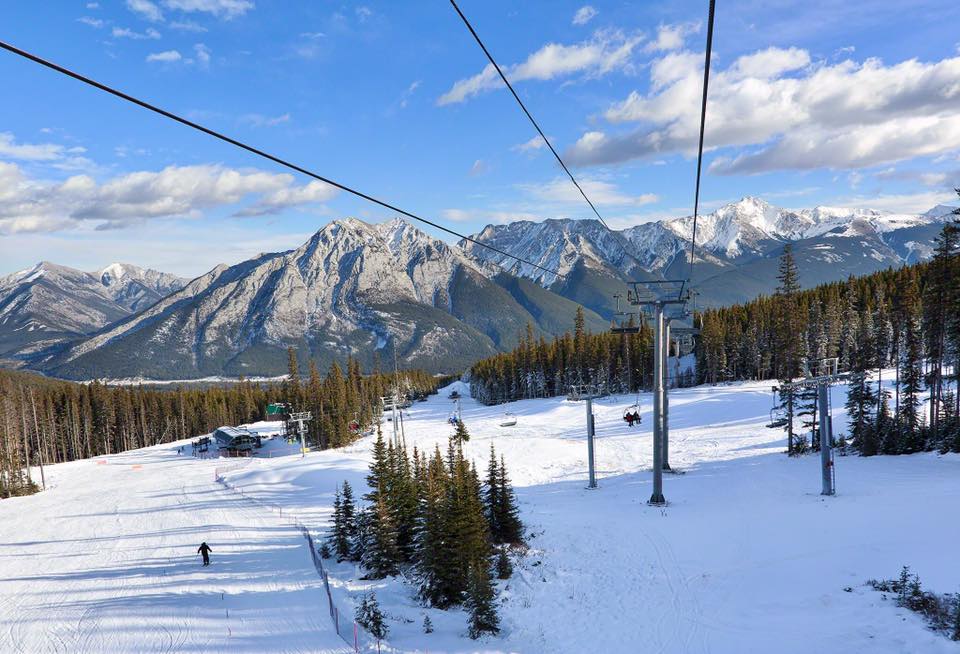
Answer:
[470,312,661,405]
[697,214,959,456]
[325,421,523,640]
[0,350,438,498]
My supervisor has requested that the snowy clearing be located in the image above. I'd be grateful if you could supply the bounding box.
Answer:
[1,377,959,653]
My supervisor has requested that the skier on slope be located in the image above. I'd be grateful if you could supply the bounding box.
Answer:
[198,542,212,566]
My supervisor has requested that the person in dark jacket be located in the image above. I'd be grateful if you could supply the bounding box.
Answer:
[198,542,212,566]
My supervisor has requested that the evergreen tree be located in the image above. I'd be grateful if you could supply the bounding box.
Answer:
[363,496,400,578]
[495,548,513,579]
[453,419,471,445]
[495,455,524,545]
[897,273,925,452]
[423,615,434,634]
[356,593,388,644]
[846,370,878,455]
[484,445,501,540]
[466,560,500,639]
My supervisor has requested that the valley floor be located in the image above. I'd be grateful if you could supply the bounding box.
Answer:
[1,377,958,653]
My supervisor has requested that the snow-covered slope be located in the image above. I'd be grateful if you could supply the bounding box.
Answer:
[4,376,957,653]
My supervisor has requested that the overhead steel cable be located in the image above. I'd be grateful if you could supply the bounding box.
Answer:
[687,0,717,285]
[448,0,659,288]
[449,0,607,229]
[0,39,566,281]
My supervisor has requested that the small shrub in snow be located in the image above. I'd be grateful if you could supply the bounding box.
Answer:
[868,566,959,639]
[422,615,434,634]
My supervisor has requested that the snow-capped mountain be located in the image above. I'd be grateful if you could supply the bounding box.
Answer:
[0,262,130,358]
[468,197,957,309]
[0,262,186,360]
[38,219,602,380]
[94,263,187,312]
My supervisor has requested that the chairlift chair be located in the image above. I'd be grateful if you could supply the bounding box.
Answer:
[622,405,642,426]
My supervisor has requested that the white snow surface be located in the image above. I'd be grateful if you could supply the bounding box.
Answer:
[2,377,958,653]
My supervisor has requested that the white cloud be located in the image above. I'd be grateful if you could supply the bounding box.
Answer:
[828,189,960,214]
[438,29,643,105]
[146,50,182,63]
[0,163,338,234]
[77,16,104,28]
[235,180,337,216]
[170,20,207,32]
[112,26,161,39]
[572,6,597,26]
[127,0,163,22]
[442,208,473,222]
[193,43,211,67]
[239,113,291,127]
[519,177,658,207]
[86,2,100,8]
[161,0,254,19]
[0,132,69,161]
[355,6,372,22]
[566,48,960,172]
[644,22,699,53]
[398,80,421,109]
[511,135,547,154]
[469,160,489,176]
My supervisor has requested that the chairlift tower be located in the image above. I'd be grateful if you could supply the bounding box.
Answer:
[568,383,603,489]
[288,411,313,458]
[611,280,690,505]
[773,358,847,495]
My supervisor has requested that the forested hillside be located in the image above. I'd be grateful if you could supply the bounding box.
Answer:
[470,216,960,457]
[0,350,437,498]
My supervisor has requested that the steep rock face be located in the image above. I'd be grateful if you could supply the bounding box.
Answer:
[42,219,604,379]
[95,263,187,312]
[0,262,131,357]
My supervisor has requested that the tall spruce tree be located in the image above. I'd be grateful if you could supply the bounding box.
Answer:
[466,560,500,639]
[897,273,925,452]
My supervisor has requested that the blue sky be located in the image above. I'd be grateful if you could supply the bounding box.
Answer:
[1,0,959,277]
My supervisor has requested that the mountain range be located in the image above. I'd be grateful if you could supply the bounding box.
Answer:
[1,197,954,379]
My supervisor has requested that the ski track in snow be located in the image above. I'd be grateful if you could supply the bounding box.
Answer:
[0,443,349,653]
[1,376,959,653]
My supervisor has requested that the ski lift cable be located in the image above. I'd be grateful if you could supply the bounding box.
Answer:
[686,0,717,286]
[448,0,650,275]
[0,39,568,282]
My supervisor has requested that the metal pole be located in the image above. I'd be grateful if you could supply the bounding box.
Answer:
[817,383,833,495]
[586,395,596,489]
[391,392,398,447]
[299,421,306,458]
[662,321,671,471]
[649,303,666,505]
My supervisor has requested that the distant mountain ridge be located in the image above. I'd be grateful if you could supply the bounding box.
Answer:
[1,196,954,379]
[24,219,603,379]
[0,261,186,359]
[465,197,957,310]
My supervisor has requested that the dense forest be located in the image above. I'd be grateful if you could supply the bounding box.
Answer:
[470,215,960,456]
[325,422,523,639]
[469,315,658,404]
[699,216,960,456]
[0,349,438,498]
